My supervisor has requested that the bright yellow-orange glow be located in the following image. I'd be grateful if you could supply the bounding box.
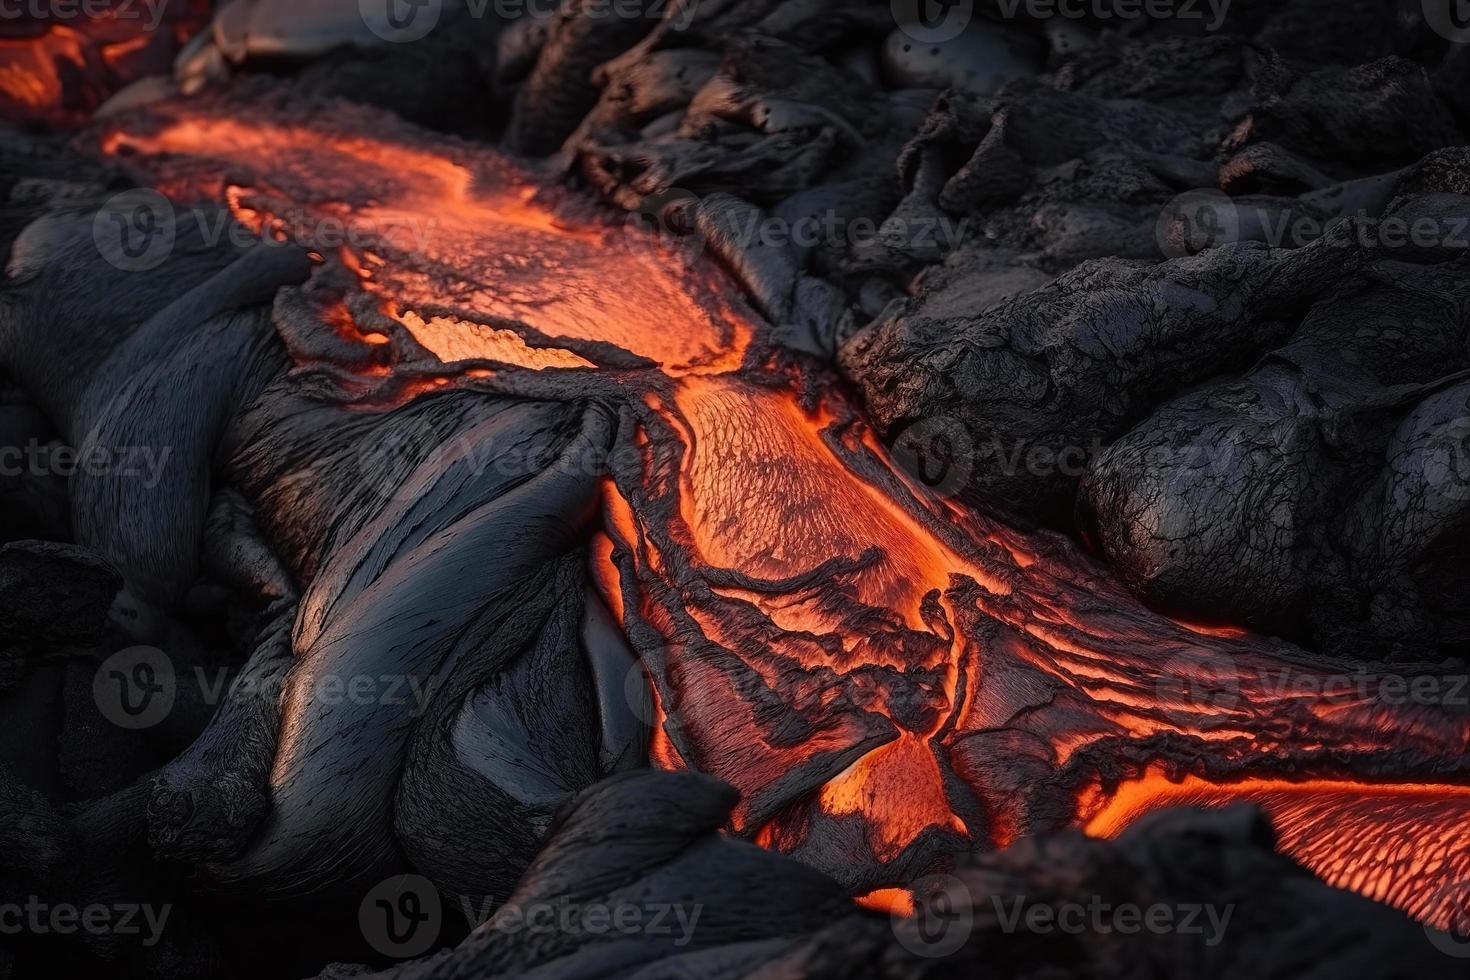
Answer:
[855,887,915,916]
[397,311,594,370]
[1084,769,1470,929]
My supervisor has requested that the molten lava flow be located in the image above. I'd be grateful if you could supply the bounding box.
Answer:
[95,94,1470,925]
[106,114,750,375]
[0,3,207,126]
[1083,769,1470,930]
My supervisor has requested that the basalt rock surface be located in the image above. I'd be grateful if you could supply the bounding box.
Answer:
[3,1,1470,979]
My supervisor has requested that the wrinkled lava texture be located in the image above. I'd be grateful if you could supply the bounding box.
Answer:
[2,1,1470,978]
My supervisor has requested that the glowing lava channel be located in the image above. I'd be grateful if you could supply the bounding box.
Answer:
[96,97,1470,924]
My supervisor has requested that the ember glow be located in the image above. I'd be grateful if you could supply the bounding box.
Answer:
[98,98,1470,928]
[0,2,206,125]
[1083,771,1470,929]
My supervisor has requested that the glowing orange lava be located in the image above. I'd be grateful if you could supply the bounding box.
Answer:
[107,115,751,375]
[1083,769,1470,930]
[94,95,1470,927]
[0,3,206,125]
